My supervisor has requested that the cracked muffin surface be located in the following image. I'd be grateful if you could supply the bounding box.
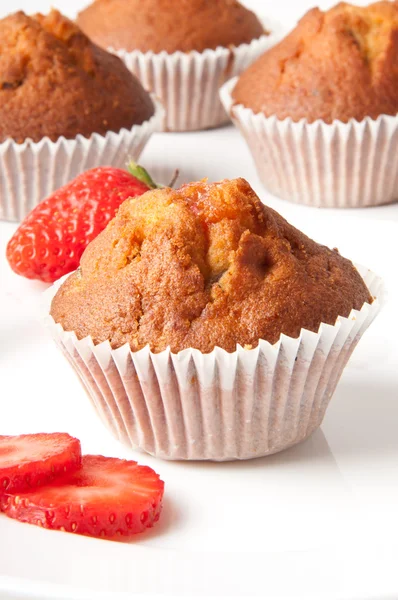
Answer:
[0,10,154,142]
[232,1,398,123]
[76,0,265,54]
[50,178,372,353]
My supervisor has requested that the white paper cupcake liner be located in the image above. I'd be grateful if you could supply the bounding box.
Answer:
[42,265,384,461]
[112,25,280,132]
[220,77,398,208]
[0,96,164,222]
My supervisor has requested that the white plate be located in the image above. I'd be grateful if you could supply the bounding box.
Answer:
[1,123,398,600]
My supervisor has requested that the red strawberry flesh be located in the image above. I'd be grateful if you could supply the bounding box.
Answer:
[1,455,164,539]
[0,433,81,497]
[6,166,152,283]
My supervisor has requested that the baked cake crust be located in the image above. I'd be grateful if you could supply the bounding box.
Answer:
[232,1,398,123]
[0,10,154,142]
[77,0,265,54]
[51,178,372,353]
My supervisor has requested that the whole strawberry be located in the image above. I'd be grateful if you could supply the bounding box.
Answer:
[6,162,159,283]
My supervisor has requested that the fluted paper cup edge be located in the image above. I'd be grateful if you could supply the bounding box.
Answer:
[0,95,164,222]
[41,265,385,460]
[220,77,398,208]
[112,25,281,132]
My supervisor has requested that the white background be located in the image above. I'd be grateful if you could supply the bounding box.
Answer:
[1,1,398,599]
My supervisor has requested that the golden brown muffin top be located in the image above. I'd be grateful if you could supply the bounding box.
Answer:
[232,1,398,123]
[76,0,265,53]
[0,10,154,142]
[51,178,372,354]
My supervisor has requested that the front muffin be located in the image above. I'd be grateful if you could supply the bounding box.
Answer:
[51,178,371,353]
[0,10,154,142]
[47,178,382,460]
[232,1,398,123]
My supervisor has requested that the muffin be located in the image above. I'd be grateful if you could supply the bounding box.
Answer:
[220,1,398,207]
[232,1,398,123]
[77,0,275,131]
[46,178,383,460]
[77,0,265,53]
[51,178,371,351]
[0,10,162,221]
[0,10,154,142]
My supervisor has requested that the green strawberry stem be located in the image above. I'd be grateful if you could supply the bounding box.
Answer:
[168,169,180,188]
[127,161,179,189]
[127,161,160,189]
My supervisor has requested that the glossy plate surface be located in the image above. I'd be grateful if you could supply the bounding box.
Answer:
[1,122,398,599]
[1,0,398,593]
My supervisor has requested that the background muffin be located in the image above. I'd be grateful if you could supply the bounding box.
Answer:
[0,9,154,142]
[221,1,398,208]
[0,9,162,222]
[51,178,371,353]
[232,1,398,123]
[76,0,265,53]
[77,0,274,131]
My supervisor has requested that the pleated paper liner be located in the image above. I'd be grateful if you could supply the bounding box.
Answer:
[220,77,398,208]
[112,26,280,132]
[43,266,384,461]
[0,96,164,222]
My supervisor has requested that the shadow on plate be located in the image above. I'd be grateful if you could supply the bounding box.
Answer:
[171,427,339,474]
[129,495,181,544]
[322,376,398,458]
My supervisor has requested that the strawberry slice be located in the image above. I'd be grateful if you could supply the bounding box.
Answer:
[1,455,164,539]
[0,433,81,497]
